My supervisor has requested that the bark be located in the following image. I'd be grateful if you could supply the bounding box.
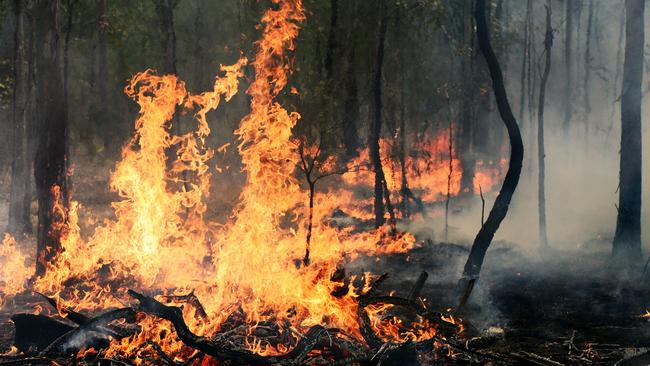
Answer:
[33,0,68,276]
[612,0,644,267]
[458,0,524,305]
[7,0,33,236]
[370,0,389,228]
[563,0,573,135]
[538,2,553,249]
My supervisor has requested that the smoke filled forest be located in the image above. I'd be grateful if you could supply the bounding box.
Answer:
[2,0,650,364]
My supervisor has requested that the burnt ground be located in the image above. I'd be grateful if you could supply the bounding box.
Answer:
[350,239,650,365]
[3,239,650,365]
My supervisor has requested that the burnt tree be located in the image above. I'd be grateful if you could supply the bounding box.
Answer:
[537,1,552,249]
[342,1,360,158]
[33,0,68,276]
[7,0,34,236]
[457,0,524,306]
[370,0,394,228]
[458,0,475,196]
[612,0,644,267]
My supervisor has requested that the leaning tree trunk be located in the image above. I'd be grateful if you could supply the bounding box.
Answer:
[7,0,33,236]
[612,0,644,268]
[33,0,68,277]
[370,0,390,228]
[457,0,524,307]
[538,1,553,249]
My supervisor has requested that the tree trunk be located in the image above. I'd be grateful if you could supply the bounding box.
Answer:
[563,0,573,136]
[324,0,337,79]
[457,0,524,306]
[33,0,68,277]
[371,0,389,228]
[342,1,360,159]
[459,0,475,196]
[93,0,110,155]
[607,5,625,140]
[583,0,594,153]
[517,0,531,124]
[7,0,33,236]
[538,1,553,249]
[612,0,644,267]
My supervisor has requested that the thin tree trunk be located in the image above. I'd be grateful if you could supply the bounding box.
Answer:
[518,0,531,124]
[94,0,110,155]
[33,0,68,277]
[371,0,389,228]
[324,0,337,79]
[342,1,360,158]
[583,0,594,153]
[607,4,625,140]
[457,0,524,307]
[612,0,644,267]
[459,0,475,196]
[7,0,33,236]
[563,0,573,136]
[538,1,553,249]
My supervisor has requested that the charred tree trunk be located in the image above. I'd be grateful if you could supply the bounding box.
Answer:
[612,0,644,267]
[563,0,573,136]
[342,1,360,159]
[459,0,475,196]
[7,0,33,236]
[370,0,389,228]
[33,0,68,277]
[457,0,524,306]
[538,1,553,249]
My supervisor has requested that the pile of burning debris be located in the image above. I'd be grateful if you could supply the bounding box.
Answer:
[0,272,493,366]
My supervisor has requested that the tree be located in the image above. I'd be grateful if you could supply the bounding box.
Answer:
[457,0,524,306]
[563,0,573,136]
[537,1,553,249]
[458,0,475,196]
[7,0,33,236]
[92,0,110,155]
[612,0,644,267]
[33,0,68,276]
[341,1,360,158]
[370,0,394,228]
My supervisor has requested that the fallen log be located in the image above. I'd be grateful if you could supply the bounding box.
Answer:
[38,308,136,356]
[127,289,330,365]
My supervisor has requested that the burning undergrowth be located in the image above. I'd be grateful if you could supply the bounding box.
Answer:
[0,1,508,364]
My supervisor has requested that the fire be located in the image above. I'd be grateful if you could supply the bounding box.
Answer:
[0,0,486,361]
[0,234,30,302]
[340,131,504,221]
